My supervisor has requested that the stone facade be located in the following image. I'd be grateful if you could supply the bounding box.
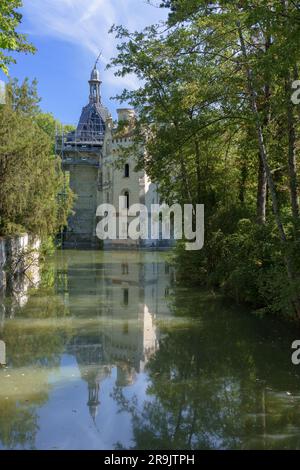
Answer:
[0,234,40,303]
[0,234,34,291]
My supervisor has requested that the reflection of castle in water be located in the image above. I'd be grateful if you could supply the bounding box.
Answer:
[62,252,174,421]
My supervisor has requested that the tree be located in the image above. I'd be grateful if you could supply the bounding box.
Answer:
[109,1,300,319]
[6,77,40,115]
[0,0,35,74]
[0,79,73,238]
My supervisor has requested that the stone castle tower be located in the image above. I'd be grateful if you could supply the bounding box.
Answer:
[57,63,160,248]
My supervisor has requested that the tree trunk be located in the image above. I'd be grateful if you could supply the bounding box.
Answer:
[237,22,300,318]
[257,156,267,224]
[194,138,202,203]
[256,36,271,225]
[282,1,299,223]
[179,155,194,205]
[285,74,299,223]
[237,23,287,243]
[239,162,247,205]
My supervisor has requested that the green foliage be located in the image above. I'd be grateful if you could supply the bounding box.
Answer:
[111,0,300,321]
[175,213,300,318]
[0,79,74,239]
[0,0,36,74]
[6,77,40,115]
[35,112,75,140]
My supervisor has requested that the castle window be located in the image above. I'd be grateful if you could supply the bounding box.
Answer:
[122,263,129,275]
[124,191,129,209]
[123,288,129,306]
[124,164,129,178]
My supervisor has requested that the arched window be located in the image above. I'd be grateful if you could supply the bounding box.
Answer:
[124,191,129,209]
[124,163,129,178]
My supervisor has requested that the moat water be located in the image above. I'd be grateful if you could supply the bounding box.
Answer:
[0,250,300,450]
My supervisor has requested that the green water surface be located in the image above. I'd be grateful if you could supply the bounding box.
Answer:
[0,250,300,450]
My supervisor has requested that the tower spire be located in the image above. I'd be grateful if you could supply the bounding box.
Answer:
[95,51,102,68]
[89,54,102,104]
[87,379,100,422]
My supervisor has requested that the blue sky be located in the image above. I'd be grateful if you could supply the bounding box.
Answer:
[2,0,167,125]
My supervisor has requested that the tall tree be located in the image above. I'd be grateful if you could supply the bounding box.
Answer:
[0,79,73,238]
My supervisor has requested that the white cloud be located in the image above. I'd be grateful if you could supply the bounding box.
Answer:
[22,0,166,90]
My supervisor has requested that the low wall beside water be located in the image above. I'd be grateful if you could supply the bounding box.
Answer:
[0,234,41,292]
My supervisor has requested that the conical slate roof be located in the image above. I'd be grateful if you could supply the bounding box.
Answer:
[75,65,110,142]
[76,101,109,142]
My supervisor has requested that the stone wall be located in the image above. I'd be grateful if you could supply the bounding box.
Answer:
[66,164,100,248]
[0,234,40,292]
[0,238,6,291]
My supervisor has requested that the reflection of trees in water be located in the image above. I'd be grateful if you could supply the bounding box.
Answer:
[0,399,40,449]
[112,294,300,450]
[2,284,71,369]
[113,328,245,449]
[2,253,300,450]
[0,322,71,449]
[0,263,73,449]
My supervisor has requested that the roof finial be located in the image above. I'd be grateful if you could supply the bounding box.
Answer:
[94,51,102,69]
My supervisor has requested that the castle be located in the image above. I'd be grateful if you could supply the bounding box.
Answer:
[56,63,167,249]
